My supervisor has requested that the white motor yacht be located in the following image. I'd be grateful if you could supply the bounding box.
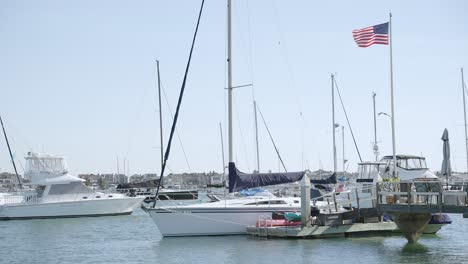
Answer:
[349,154,439,209]
[348,154,450,234]
[0,152,144,220]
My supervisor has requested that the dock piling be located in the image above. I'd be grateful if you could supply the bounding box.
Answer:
[300,174,311,227]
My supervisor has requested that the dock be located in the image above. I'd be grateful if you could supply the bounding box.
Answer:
[248,179,468,242]
[247,222,398,238]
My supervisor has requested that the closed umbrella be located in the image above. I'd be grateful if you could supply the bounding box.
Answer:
[441,128,451,188]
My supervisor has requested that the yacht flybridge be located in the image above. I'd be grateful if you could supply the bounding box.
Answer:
[0,152,144,220]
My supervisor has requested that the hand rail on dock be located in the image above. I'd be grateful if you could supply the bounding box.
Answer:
[376,181,468,214]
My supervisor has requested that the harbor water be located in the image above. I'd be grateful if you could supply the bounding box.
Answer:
[1,209,467,264]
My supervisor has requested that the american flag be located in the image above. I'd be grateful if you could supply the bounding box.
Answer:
[352,22,389,48]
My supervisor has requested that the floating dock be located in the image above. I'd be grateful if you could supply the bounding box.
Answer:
[247,222,399,238]
[247,179,468,240]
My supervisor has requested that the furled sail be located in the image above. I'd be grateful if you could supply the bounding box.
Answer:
[228,162,305,193]
[310,173,337,184]
[117,179,160,189]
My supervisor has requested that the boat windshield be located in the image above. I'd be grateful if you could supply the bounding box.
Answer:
[48,182,94,195]
[397,158,427,170]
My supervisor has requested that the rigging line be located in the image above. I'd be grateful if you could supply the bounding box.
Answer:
[124,72,153,160]
[271,0,305,166]
[255,103,288,172]
[233,98,251,172]
[17,159,25,174]
[271,0,302,116]
[244,0,256,100]
[333,78,363,162]
[165,164,174,174]
[2,119,33,153]
[244,1,260,172]
[4,131,30,174]
[152,0,205,208]
[464,81,468,96]
[160,79,192,173]
[0,115,23,189]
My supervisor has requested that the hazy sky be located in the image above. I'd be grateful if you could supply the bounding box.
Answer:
[1,0,467,176]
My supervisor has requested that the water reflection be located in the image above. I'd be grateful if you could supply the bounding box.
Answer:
[402,242,429,253]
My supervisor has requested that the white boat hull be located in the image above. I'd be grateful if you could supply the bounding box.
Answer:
[0,197,144,220]
[146,206,300,237]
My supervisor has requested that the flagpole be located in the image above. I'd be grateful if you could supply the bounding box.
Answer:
[372,92,379,161]
[389,13,397,178]
[461,67,468,173]
[331,74,337,173]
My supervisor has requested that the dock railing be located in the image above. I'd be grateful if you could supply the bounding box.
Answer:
[376,180,468,209]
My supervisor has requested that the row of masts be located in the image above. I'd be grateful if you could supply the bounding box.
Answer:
[1,13,467,188]
[1,2,467,187]
[149,1,468,179]
[223,1,468,176]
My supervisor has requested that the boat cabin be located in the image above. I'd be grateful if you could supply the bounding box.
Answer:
[355,162,386,183]
[380,155,438,181]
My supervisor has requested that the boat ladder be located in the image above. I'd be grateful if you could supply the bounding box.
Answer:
[257,215,272,237]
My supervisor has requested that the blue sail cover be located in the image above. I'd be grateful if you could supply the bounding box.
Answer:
[228,162,305,193]
[310,173,337,184]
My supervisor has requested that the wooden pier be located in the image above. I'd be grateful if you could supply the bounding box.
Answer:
[376,181,468,242]
[246,222,399,238]
[247,180,468,243]
[376,181,468,215]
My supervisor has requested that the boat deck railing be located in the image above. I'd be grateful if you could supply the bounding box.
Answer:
[0,194,41,206]
[377,180,468,205]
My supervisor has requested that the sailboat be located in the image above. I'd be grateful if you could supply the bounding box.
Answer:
[115,60,199,203]
[143,0,352,237]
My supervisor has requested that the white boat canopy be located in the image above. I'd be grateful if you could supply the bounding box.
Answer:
[24,152,79,185]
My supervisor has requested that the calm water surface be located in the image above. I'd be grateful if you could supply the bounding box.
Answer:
[1,209,467,264]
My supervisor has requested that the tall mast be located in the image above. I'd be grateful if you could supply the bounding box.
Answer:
[389,13,397,177]
[253,100,260,172]
[127,160,130,176]
[219,122,226,176]
[0,115,22,189]
[372,92,379,161]
[461,68,468,173]
[342,125,345,175]
[156,60,164,172]
[227,0,233,164]
[123,157,126,176]
[331,74,337,173]
[116,155,120,174]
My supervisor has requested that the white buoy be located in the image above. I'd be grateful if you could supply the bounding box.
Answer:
[301,174,311,227]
